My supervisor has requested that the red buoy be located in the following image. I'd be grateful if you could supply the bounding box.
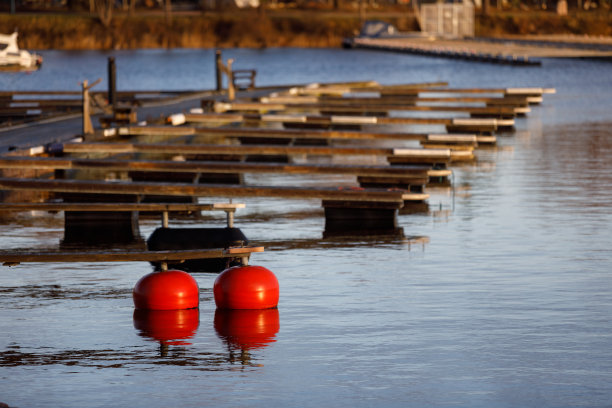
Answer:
[133,308,200,346]
[213,265,279,310]
[133,269,199,310]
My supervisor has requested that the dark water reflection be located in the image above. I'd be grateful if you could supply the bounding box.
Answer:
[523,121,612,211]
[0,342,231,370]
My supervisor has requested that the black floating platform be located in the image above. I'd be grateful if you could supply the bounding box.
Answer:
[146,227,249,272]
[322,200,404,238]
[60,193,144,249]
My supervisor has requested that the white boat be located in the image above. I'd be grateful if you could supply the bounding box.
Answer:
[0,32,42,71]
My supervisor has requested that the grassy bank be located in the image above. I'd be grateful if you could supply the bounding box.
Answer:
[3,10,611,50]
[477,11,612,37]
[1,11,391,50]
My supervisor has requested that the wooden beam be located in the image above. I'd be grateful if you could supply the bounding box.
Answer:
[0,202,245,212]
[59,141,404,156]
[259,95,531,107]
[0,177,425,202]
[177,112,512,128]
[117,126,496,147]
[277,85,553,99]
[285,81,449,96]
[0,246,264,265]
[123,125,426,140]
[168,113,512,133]
[60,142,474,162]
[0,156,442,179]
[213,101,521,117]
[375,87,555,96]
[0,90,208,97]
[118,126,496,145]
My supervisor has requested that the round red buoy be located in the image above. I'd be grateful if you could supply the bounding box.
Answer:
[214,308,280,350]
[133,270,199,310]
[213,265,279,310]
[133,308,200,346]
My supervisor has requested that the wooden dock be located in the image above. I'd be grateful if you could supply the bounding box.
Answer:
[210,101,526,119]
[345,36,612,65]
[0,202,245,228]
[0,156,447,179]
[0,89,212,128]
[0,246,263,266]
[168,112,513,134]
[0,177,427,203]
[116,125,497,146]
[0,78,555,248]
[56,141,475,163]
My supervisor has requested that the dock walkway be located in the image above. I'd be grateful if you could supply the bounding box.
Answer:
[0,78,554,245]
[0,90,219,154]
[347,35,612,65]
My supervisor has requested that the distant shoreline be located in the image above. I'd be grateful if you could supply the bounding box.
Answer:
[2,10,611,50]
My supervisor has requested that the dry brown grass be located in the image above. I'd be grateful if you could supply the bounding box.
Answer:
[2,10,610,50]
[477,11,612,37]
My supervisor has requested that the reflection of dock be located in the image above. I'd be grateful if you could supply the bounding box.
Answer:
[257,235,430,251]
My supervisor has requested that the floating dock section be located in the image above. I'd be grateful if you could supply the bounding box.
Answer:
[0,79,555,267]
[344,33,612,65]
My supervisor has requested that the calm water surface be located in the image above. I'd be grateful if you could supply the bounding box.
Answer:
[1,49,611,407]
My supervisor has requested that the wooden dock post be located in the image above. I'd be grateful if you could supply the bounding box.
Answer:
[108,57,117,110]
[215,49,223,92]
[81,78,101,135]
[216,57,236,101]
[82,80,93,135]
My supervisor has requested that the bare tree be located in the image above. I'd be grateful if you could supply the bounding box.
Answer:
[164,0,173,48]
[129,0,137,16]
[94,0,114,28]
[481,0,489,15]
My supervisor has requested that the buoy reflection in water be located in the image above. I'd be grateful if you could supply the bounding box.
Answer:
[214,308,280,365]
[133,308,200,352]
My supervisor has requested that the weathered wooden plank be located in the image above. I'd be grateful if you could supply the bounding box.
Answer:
[60,142,473,163]
[0,100,83,109]
[120,126,197,136]
[213,101,521,116]
[259,95,531,107]
[178,112,453,125]
[0,156,439,178]
[0,91,81,97]
[0,202,245,212]
[0,177,423,202]
[282,81,448,96]
[168,113,510,132]
[122,125,430,141]
[277,84,553,98]
[116,126,496,145]
[375,87,555,96]
[60,141,397,156]
[0,90,206,97]
[0,246,264,265]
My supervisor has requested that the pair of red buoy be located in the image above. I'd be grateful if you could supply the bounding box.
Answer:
[133,265,279,311]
